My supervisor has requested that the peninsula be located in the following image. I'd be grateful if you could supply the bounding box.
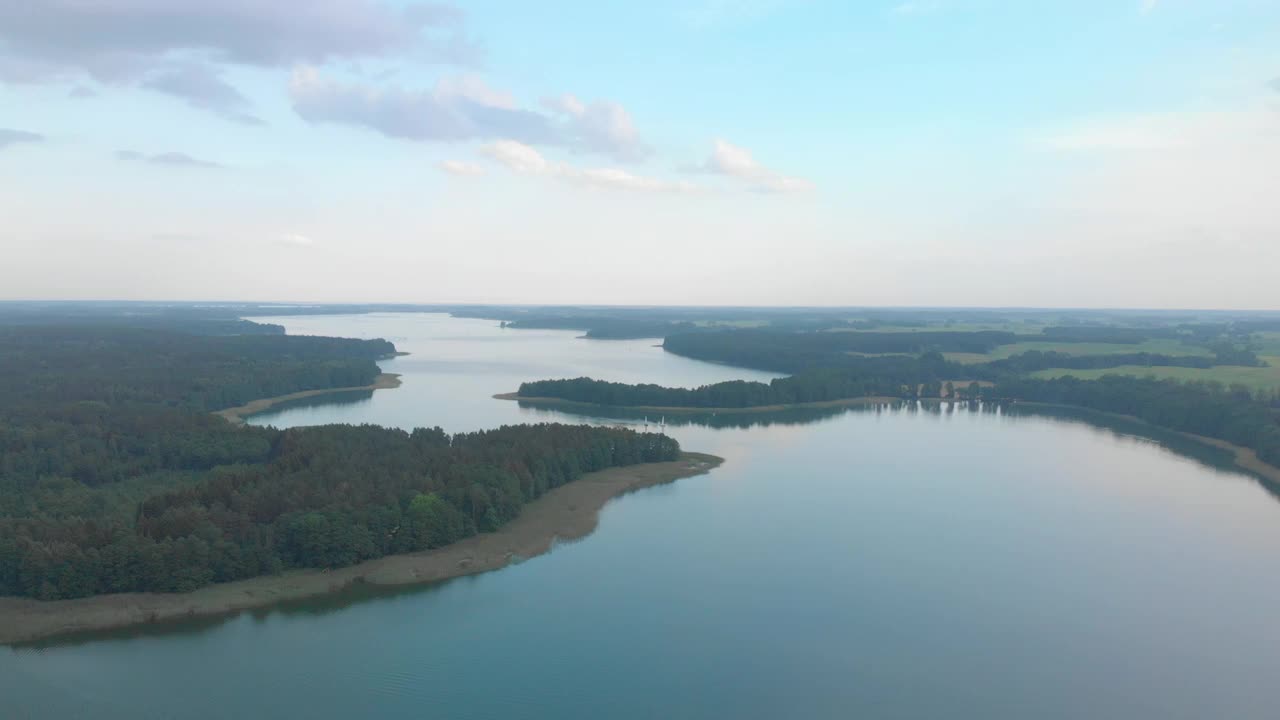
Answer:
[216,372,402,425]
[0,453,722,645]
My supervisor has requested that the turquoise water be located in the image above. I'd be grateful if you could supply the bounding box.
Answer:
[5,313,1280,719]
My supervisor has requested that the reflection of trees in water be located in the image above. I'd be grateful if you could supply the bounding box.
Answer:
[523,399,1280,503]
[1007,404,1280,503]
[520,399,1016,430]
[518,401,885,430]
[246,389,376,424]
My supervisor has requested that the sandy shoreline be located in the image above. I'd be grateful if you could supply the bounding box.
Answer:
[215,373,403,425]
[494,392,900,415]
[0,452,722,646]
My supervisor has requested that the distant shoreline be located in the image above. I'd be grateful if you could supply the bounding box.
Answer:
[0,452,723,646]
[494,392,900,414]
[214,372,403,425]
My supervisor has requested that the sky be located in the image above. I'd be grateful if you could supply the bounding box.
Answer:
[1,0,1278,309]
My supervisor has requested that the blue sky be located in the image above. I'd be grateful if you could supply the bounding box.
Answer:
[2,0,1278,307]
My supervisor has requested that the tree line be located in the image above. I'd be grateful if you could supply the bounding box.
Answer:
[982,349,1263,375]
[520,353,970,409]
[660,327,1258,375]
[662,330,1019,372]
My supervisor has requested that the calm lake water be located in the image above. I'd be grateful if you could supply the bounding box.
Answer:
[5,313,1280,719]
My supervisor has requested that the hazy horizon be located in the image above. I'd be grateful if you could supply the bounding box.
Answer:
[3,0,1278,309]
[4,299,1280,314]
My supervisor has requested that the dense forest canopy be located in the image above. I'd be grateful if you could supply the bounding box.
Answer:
[0,325,394,412]
[1,423,678,600]
[0,321,682,600]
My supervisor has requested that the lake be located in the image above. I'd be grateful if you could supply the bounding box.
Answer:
[5,313,1280,719]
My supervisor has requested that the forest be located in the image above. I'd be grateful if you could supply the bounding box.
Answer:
[0,423,678,600]
[520,353,968,408]
[0,324,680,600]
[981,349,1262,375]
[516,322,1280,476]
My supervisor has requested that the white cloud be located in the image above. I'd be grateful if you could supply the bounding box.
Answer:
[694,139,813,192]
[542,93,585,117]
[278,233,315,247]
[482,140,694,192]
[1141,0,1159,15]
[542,94,651,161]
[440,160,486,176]
[291,69,651,161]
[484,140,552,174]
[435,75,518,109]
[573,167,694,193]
[290,67,556,144]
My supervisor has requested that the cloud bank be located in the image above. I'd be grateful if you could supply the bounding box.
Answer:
[0,0,475,120]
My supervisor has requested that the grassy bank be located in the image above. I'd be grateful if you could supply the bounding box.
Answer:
[214,373,403,425]
[0,452,722,646]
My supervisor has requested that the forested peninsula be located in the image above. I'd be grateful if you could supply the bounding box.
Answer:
[509,325,1280,476]
[0,325,688,610]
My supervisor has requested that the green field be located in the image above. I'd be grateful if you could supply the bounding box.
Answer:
[1030,357,1280,394]
[945,339,1211,364]
[1252,331,1280,356]
[828,320,1056,334]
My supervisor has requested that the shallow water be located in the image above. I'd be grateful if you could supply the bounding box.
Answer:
[5,313,1280,719]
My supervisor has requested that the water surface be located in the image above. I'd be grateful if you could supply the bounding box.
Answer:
[5,313,1280,719]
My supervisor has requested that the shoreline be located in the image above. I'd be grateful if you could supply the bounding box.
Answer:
[215,373,403,425]
[494,392,901,415]
[1014,401,1280,486]
[0,452,723,646]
